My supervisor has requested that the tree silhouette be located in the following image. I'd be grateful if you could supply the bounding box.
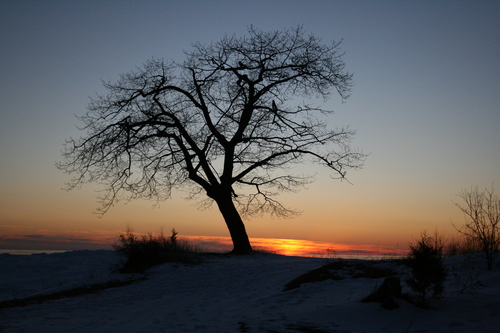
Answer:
[58,26,365,254]
[453,185,500,270]
[405,231,447,305]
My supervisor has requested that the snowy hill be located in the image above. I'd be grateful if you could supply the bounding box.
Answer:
[1,250,499,332]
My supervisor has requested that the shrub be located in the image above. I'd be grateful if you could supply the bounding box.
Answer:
[404,231,447,305]
[453,185,500,270]
[444,234,482,257]
[113,228,199,273]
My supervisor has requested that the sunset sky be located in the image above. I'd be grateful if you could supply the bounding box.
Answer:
[1,1,499,255]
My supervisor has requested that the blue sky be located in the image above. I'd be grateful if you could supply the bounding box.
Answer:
[1,0,499,252]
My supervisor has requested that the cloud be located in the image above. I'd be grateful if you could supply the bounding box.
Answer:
[0,232,115,251]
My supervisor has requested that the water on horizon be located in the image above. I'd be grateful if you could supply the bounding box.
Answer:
[0,249,71,255]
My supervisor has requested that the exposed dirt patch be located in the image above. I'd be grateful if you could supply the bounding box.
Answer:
[0,276,147,309]
[283,259,399,291]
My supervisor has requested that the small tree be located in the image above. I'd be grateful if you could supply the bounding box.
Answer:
[404,232,447,305]
[57,26,365,254]
[453,185,500,270]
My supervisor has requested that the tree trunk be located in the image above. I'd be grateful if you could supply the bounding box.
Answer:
[213,193,252,254]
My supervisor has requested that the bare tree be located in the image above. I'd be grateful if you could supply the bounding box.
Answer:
[57,26,365,254]
[453,185,500,270]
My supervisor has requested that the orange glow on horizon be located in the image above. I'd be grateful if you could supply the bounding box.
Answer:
[184,236,408,257]
[0,226,408,257]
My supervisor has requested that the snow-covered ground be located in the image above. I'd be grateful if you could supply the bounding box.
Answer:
[0,250,499,332]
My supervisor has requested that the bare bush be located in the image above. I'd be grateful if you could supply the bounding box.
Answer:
[113,228,198,273]
[444,235,483,257]
[453,185,500,270]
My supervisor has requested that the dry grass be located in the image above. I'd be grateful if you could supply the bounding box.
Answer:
[113,228,201,273]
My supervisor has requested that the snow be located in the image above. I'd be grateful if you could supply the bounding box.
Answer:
[1,250,499,332]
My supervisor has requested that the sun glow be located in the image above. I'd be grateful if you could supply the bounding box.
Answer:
[0,227,407,258]
[252,238,331,256]
[184,236,407,257]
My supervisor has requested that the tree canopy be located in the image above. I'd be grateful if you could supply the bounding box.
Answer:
[58,26,365,253]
